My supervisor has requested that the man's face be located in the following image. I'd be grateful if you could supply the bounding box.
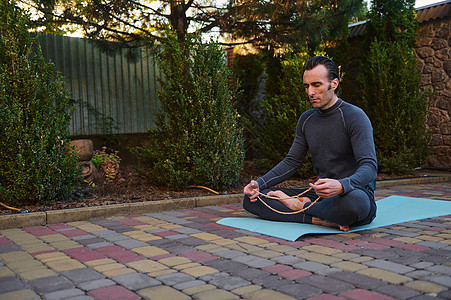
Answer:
[303,64,338,110]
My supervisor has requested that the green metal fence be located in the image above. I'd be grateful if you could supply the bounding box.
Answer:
[36,33,160,136]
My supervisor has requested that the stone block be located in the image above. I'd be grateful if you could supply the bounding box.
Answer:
[279,269,311,280]
[126,259,167,273]
[404,280,448,294]
[88,285,139,300]
[28,275,75,294]
[112,272,161,290]
[45,257,84,272]
[44,288,85,300]
[172,279,206,291]
[431,38,448,50]
[78,278,116,291]
[182,266,218,277]
[357,268,411,284]
[375,284,420,299]
[276,282,322,299]
[242,288,299,300]
[363,259,415,274]
[298,274,354,294]
[132,245,168,257]
[232,255,275,268]
[331,261,368,272]
[0,276,28,293]
[416,47,435,58]
[328,271,385,289]
[0,289,40,300]
[137,285,190,300]
[61,268,104,284]
[341,288,395,300]
[19,268,56,280]
[156,272,195,286]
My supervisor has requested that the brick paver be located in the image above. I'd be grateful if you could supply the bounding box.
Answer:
[0,181,450,299]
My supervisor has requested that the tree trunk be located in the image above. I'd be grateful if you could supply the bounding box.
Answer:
[170,1,189,47]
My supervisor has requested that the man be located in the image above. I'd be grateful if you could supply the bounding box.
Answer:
[243,56,377,231]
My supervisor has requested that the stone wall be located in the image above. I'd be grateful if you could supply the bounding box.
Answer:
[415,18,451,168]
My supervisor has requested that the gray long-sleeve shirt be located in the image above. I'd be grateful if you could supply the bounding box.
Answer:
[256,99,377,194]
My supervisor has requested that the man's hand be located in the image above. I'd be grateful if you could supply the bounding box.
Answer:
[243,180,259,202]
[309,178,343,198]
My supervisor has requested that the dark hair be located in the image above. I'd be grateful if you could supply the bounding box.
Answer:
[303,56,340,94]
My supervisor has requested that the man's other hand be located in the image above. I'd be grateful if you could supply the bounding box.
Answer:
[309,178,343,198]
[243,180,259,201]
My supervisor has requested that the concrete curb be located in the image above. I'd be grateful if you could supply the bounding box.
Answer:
[0,194,243,230]
[375,173,451,187]
[0,212,47,229]
[0,174,449,230]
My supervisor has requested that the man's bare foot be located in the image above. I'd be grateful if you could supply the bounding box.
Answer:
[266,191,309,211]
[312,217,350,232]
[339,225,350,231]
[280,197,309,211]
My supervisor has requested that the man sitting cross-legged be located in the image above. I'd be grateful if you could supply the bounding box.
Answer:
[243,56,378,232]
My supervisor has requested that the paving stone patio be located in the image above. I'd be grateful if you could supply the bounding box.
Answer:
[0,181,450,299]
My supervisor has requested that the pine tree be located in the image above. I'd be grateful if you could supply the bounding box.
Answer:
[227,0,363,52]
[18,0,363,53]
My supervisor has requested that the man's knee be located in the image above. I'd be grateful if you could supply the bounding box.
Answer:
[339,189,371,222]
[337,189,368,204]
[243,194,261,215]
[243,189,271,212]
[243,194,252,211]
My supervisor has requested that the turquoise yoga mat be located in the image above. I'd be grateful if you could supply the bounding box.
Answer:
[216,195,451,242]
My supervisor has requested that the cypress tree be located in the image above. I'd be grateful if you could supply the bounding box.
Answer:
[358,0,430,174]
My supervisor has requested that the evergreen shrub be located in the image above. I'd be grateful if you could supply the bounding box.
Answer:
[131,29,244,190]
[359,0,430,174]
[0,0,81,205]
[359,40,430,174]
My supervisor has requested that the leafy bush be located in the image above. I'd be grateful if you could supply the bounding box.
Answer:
[92,147,121,168]
[358,40,430,174]
[131,28,244,190]
[0,0,81,205]
[254,52,316,178]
